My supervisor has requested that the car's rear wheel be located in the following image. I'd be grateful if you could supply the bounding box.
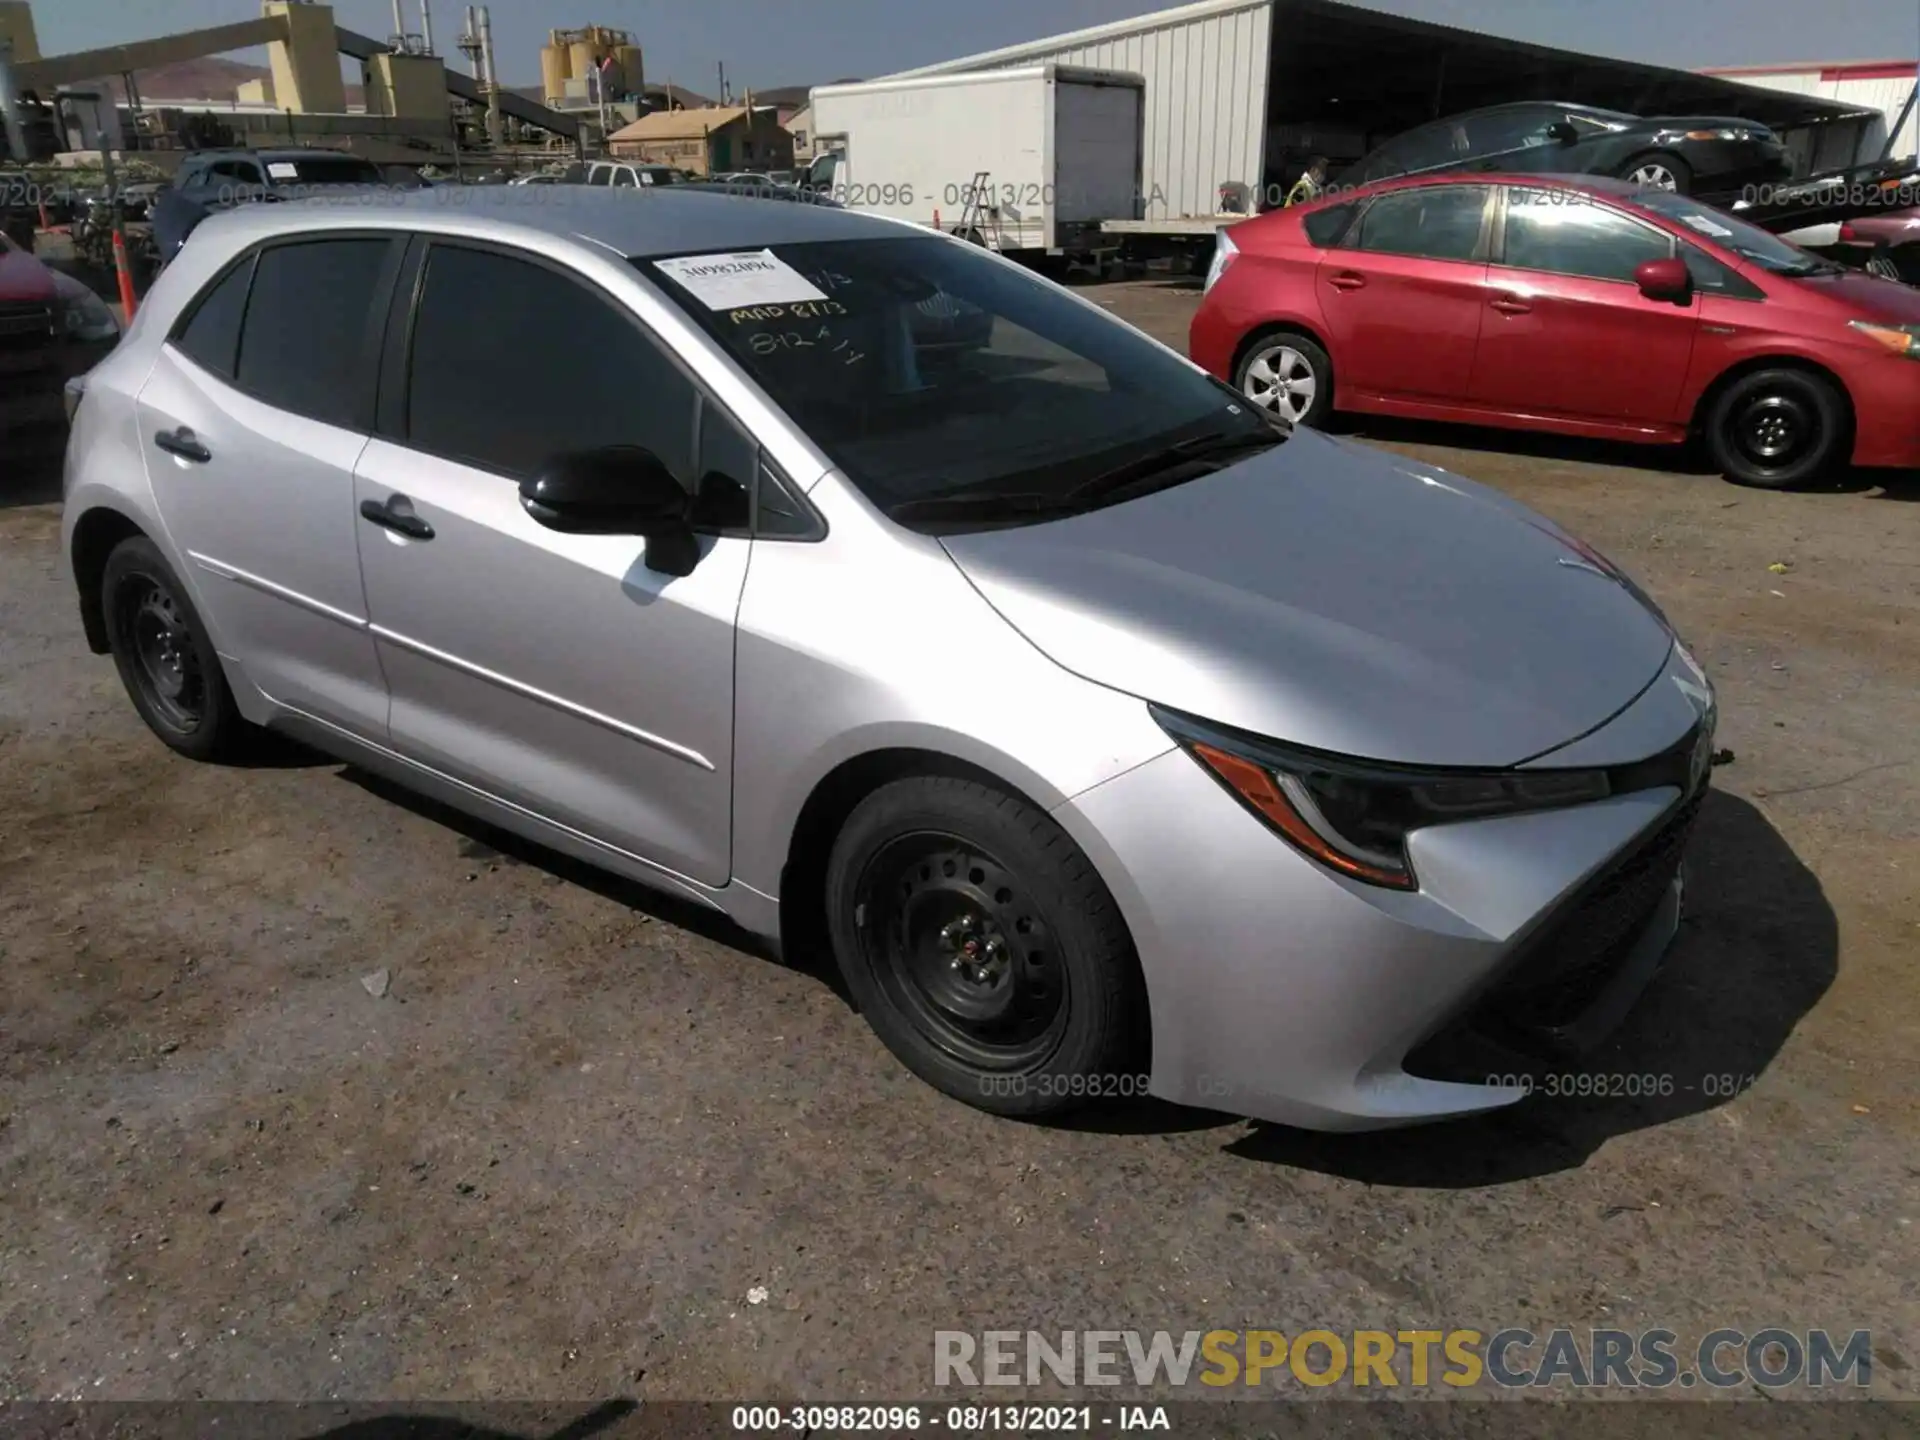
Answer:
[825,775,1146,1118]
[101,535,247,761]
[1234,331,1333,427]
[1621,151,1692,195]
[1705,368,1846,490]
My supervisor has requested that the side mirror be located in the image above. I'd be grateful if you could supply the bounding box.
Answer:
[520,445,701,575]
[1545,120,1579,145]
[1634,257,1692,303]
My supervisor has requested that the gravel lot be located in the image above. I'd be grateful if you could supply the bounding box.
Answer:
[2,279,1917,1407]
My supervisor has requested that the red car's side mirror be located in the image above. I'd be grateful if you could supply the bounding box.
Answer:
[1636,257,1692,302]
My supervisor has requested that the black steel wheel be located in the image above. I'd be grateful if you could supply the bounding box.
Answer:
[825,775,1147,1117]
[1705,368,1846,490]
[101,535,247,760]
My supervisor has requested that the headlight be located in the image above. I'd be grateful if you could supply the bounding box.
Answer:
[59,287,120,342]
[1203,230,1238,295]
[1153,707,1611,891]
[1849,319,1920,357]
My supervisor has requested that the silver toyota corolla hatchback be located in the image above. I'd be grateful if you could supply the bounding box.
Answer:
[61,187,1716,1131]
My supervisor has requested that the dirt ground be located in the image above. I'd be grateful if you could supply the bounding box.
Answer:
[2,280,1917,1408]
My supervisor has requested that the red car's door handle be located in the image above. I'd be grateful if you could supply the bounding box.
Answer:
[1327,272,1367,291]
[1489,295,1532,315]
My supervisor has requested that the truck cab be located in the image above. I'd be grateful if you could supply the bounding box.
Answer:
[586,160,685,188]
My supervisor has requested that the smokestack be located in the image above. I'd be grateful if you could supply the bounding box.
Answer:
[0,48,24,164]
[479,5,502,144]
[420,0,434,55]
[465,5,482,80]
[390,0,406,48]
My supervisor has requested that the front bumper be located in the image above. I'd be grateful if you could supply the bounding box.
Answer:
[1055,642,1713,1131]
[1843,353,1920,470]
[0,335,115,435]
[1684,142,1791,202]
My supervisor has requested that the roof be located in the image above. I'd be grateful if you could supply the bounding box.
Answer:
[882,0,1268,78]
[608,106,753,142]
[232,184,900,258]
[1701,60,1918,78]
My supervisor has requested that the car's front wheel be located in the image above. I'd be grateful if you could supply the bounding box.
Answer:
[1621,151,1693,195]
[101,535,247,761]
[1234,331,1333,428]
[1704,367,1847,490]
[825,775,1147,1117]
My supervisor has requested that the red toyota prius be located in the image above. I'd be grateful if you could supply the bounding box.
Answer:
[1190,172,1920,489]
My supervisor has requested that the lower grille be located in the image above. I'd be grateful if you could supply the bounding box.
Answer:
[1405,789,1703,1080]
[0,300,56,348]
[1494,791,1702,1030]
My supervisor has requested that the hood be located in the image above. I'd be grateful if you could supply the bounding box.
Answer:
[1792,266,1920,321]
[940,431,1675,768]
[0,241,57,304]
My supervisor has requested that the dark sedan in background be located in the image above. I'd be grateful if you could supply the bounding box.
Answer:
[1343,101,1792,201]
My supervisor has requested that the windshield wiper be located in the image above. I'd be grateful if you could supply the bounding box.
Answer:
[1773,259,1845,277]
[1059,426,1286,508]
[884,426,1285,526]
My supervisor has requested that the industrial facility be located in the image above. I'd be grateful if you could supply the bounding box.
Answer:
[877,0,1913,223]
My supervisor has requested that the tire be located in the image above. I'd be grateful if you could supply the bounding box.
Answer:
[1234,330,1334,428]
[100,535,248,761]
[1620,151,1693,196]
[824,775,1147,1118]
[1704,367,1847,490]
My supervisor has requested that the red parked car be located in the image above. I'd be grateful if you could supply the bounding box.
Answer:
[0,228,121,436]
[1191,172,1920,489]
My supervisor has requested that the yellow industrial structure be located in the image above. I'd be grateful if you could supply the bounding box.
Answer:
[539,25,642,107]
[263,0,347,113]
[0,0,41,63]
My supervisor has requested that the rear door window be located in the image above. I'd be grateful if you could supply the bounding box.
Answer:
[1353,186,1490,262]
[233,238,393,429]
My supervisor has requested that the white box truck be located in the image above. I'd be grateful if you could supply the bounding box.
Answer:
[805,66,1145,262]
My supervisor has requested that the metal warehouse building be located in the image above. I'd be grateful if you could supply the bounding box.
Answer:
[882,0,1871,222]
[1700,60,1918,172]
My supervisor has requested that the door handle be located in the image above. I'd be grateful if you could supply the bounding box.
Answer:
[359,495,435,541]
[153,426,212,463]
[1327,272,1367,291]
[1490,295,1532,315]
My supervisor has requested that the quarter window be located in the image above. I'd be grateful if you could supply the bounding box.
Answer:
[233,238,391,428]
[1353,186,1488,262]
[403,243,699,486]
[171,257,254,379]
[1501,188,1674,283]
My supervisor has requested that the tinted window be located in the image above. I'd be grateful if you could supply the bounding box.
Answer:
[610,167,637,187]
[1302,202,1358,247]
[689,394,755,531]
[1354,186,1488,261]
[1502,188,1673,282]
[1465,106,1557,153]
[234,239,389,426]
[642,235,1268,519]
[405,244,697,483]
[1681,242,1765,299]
[588,165,612,187]
[172,257,253,378]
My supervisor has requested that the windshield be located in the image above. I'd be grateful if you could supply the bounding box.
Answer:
[638,236,1274,527]
[1631,191,1824,273]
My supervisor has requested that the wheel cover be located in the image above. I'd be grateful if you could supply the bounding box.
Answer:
[853,831,1068,1071]
[1733,392,1818,469]
[1628,163,1679,191]
[1242,343,1318,422]
[118,577,205,731]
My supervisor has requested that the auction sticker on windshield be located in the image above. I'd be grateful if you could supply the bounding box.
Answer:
[267,162,300,180]
[1678,214,1733,238]
[655,250,828,310]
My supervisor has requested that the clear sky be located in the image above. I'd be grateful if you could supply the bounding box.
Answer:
[25,0,1920,90]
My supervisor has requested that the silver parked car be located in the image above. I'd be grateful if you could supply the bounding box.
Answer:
[62,188,1717,1131]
